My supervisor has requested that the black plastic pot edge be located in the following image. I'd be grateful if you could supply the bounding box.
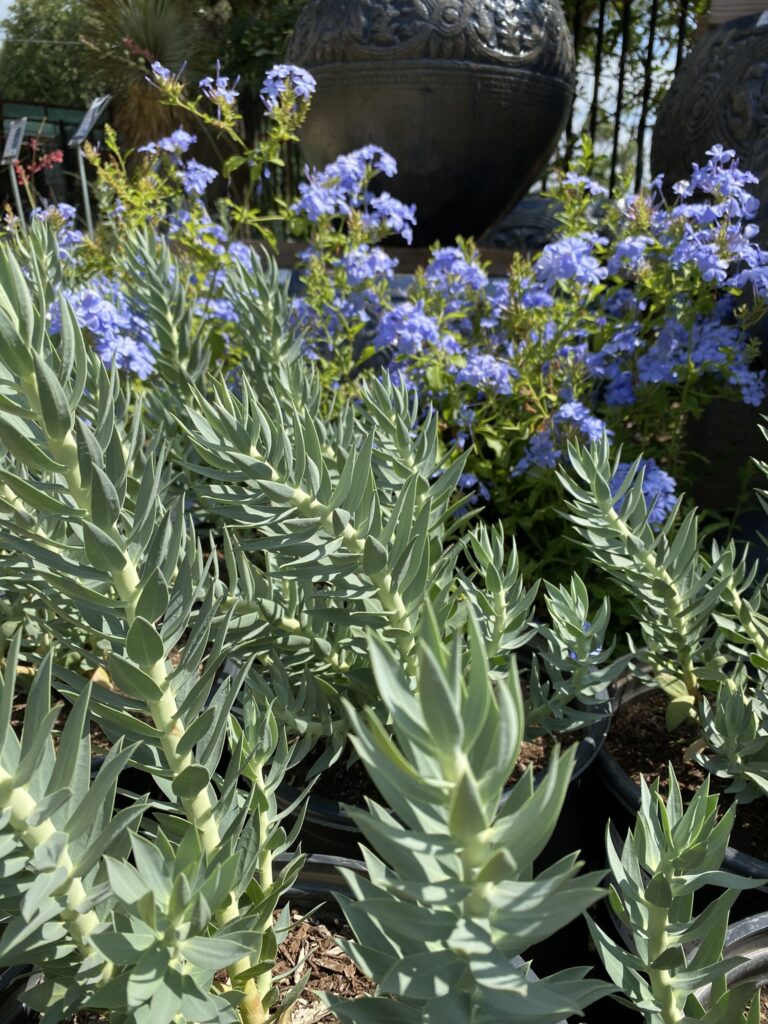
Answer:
[0,854,366,1024]
[694,911,768,1007]
[0,967,31,1024]
[278,698,613,859]
[594,681,768,893]
[597,744,768,882]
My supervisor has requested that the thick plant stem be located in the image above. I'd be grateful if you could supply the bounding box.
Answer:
[1,768,112,981]
[20,380,265,1022]
[647,900,684,1024]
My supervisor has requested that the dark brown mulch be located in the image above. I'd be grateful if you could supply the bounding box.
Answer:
[274,909,376,1023]
[605,689,768,861]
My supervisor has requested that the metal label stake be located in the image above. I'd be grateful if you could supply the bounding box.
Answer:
[69,94,111,237]
[1,116,28,232]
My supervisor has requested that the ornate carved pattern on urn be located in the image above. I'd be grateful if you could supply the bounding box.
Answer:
[287,0,575,244]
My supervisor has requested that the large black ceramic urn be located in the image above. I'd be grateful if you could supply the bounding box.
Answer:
[287,0,575,245]
[652,13,768,231]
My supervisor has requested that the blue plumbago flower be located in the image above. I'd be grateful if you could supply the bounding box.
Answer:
[167,205,228,254]
[292,146,406,235]
[513,429,561,475]
[555,400,609,443]
[607,235,654,274]
[728,361,767,406]
[139,128,197,157]
[604,371,636,406]
[521,283,555,308]
[455,471,491,507]
[534,233,608,291]
[453,350,516,396]
[228,241,253,266]
[514,401,611,476]
[260,64,317,112]
[612,457,677,527]
[361,192,417,244]
[587,323,643,400]
[671,227,730,283]
[199,65,240,107]
[373,301,440,355]
[30,203,84,259]
[341,244,398,284]
[53,278,156,379]
[150,61,172,81]
[180,158,218,196]
[425,246,488,294]
[636,319,686,385]
[562,171,609,196]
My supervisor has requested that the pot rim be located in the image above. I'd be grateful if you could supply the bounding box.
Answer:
[280,694,612,828]
[596,678,768,879]
[693,912,768,1005]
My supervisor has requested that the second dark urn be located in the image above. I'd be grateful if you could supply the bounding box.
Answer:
[287,0,575,245]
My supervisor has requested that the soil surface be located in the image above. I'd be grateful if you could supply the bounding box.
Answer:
[297,731,581,806]
[605,689,768,860]
[762,989,767,1023]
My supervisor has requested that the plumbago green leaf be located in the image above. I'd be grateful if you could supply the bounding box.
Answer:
[323,607,612,1024]
[588,771,766,1024]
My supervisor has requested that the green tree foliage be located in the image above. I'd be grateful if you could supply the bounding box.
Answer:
[0,0,94,108]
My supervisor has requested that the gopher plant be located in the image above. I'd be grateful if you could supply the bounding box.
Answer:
[590,772,764,1023]
[325,610,612,1023]
[0,246,307,1023]
[560,435,768,802]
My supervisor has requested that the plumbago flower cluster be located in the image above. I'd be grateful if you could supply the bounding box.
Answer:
[20,60,318,381]
[24,59,768,575]
[288,143,768,557]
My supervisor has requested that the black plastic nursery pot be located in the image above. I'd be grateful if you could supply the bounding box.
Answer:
[0,966,32,1024]
[693,911,768,1011]
[594,681,768,917]
[277,702,612,864]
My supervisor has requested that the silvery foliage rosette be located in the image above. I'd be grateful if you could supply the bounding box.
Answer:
[325,610,611,1023]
